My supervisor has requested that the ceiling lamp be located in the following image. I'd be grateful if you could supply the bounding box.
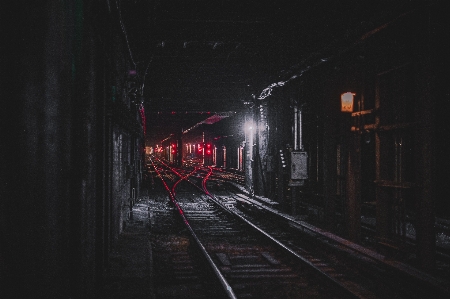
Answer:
[341,92,355,112]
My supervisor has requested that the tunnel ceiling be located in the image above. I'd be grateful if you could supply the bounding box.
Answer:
[116,0,418,144]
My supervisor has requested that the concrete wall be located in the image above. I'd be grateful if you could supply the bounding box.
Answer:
[285,3,448,270]
[0,1,144,297]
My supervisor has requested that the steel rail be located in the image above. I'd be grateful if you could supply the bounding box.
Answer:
[150,158,237,299]
[152,160,450,298]
[234,191,450,297]
[200,168,362,299]
[163,164,363,298]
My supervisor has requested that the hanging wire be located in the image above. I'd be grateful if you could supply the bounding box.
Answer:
[141,54,154,96]
[257,3,425,101]
[115,0,136,68]
[114,0,155,97]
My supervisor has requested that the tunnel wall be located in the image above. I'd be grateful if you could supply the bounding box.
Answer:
[257,2,449,270]
[0,1,144,298]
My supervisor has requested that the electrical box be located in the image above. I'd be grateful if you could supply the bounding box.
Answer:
[290,151,308,180]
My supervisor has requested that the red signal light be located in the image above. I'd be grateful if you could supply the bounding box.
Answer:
[205,143,212,154]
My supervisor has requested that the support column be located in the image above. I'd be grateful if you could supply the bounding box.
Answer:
[245,117,254,197]
[414,44,436,270]
[175,130,182,167]
[346,134,361,242]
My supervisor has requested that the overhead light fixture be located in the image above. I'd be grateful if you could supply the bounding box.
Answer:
[341,92,355,112]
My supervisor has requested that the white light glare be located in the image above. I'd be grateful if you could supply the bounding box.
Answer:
[244,120,254,131]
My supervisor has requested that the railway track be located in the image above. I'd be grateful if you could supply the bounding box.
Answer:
[150,159,352,298]
[230,195,450,299]
[148,158,450,298]
[201,164,450,288]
